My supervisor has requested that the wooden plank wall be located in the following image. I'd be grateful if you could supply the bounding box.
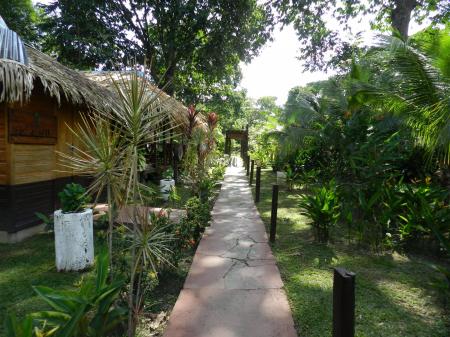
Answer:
[1,88,90,233]
[7,93,79,185]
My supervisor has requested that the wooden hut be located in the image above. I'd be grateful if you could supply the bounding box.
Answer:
[0,49,191,242]
[0,46,117,242]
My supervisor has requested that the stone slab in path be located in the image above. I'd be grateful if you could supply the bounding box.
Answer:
[163,166,297,337]
[163,289,297,337]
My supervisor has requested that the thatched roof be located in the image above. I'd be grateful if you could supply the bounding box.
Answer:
[85,71,205,132]
[0,46,114,107]
[0,46,203,133]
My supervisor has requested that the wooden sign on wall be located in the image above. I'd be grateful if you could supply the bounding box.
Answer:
[8,110,57,145]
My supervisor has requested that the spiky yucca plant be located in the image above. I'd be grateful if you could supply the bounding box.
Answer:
[60,70,179,337]
[104,71,178,337]
[58,113,125,275]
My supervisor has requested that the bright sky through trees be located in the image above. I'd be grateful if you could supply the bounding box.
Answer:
[239,25,335,105]
[240,14,430,106]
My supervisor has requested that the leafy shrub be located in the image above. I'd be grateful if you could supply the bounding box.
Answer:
[285,166,298,191]
[396,183,450,247]
[210,163,226,182]
[174,217,198,251]
[4,251,126,337]
[174,197,211,245]
[299,180,340,243]
[185,197,211,230]
[162,167,174,180]
[198,178,218,202]
[58,183,91,213]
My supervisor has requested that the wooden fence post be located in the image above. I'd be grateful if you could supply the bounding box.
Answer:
[246,155,250,176]
[333,268,356,337]
[255,167,261,203]
[249,160,255,185]
[269,184,278,243]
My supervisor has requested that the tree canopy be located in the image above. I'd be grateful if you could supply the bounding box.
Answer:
[0,0,40,45]
[40,0,273,101]
[272,0,450,71]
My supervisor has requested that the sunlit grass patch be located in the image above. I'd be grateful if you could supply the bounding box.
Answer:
[252,168,449,337]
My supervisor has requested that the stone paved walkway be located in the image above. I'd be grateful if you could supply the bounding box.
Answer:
[163,166,297,337]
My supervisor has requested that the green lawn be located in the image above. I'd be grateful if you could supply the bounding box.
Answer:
[0,233,90,335]
[0,181,206,336]
[0,232,194,337]
[252,168,449,337]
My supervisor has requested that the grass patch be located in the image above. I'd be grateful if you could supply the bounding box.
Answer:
[0,231,194,337]
[252,168,449,337]
[0,233,92,335]
[0,180,218,336]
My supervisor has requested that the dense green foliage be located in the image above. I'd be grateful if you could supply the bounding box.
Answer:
[2,166,225,336]
[58,183,91,213]
[38,0,272,100]
[253,169,449,337]
[249,28,450,302]
[299,180,340,243]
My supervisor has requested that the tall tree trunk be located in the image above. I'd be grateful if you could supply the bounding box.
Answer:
[390,0,418,39]
[163,64,176,95]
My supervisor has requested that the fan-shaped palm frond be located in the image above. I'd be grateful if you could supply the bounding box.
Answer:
[277,83,349,160]
[374,34,450,163]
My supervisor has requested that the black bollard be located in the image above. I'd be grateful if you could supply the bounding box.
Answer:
[333,268,356,337]
[269,184,278,243]
[255,167,261,203]
[249,160,255,186]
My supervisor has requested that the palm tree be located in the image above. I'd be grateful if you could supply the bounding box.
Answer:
[270,83,347,162]
[373,31,450,163]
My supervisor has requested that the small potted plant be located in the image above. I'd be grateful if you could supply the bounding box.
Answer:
[160,167,175,201]
[54,183,93,271]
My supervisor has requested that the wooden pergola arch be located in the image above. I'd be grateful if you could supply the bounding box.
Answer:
[225,126,249,164]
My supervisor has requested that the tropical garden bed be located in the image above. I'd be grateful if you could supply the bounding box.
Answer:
[252,168,449,337]
[0,176,223,337]
[1,70,225,336]
[0,231,193,337]
[0,230,192,337]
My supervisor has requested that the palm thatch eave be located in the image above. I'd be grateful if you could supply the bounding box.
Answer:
[0,46,115,109]
[84,71,207,134]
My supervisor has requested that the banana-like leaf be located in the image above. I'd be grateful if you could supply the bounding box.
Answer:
[31,311,71,326]
[32,286,85,313]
